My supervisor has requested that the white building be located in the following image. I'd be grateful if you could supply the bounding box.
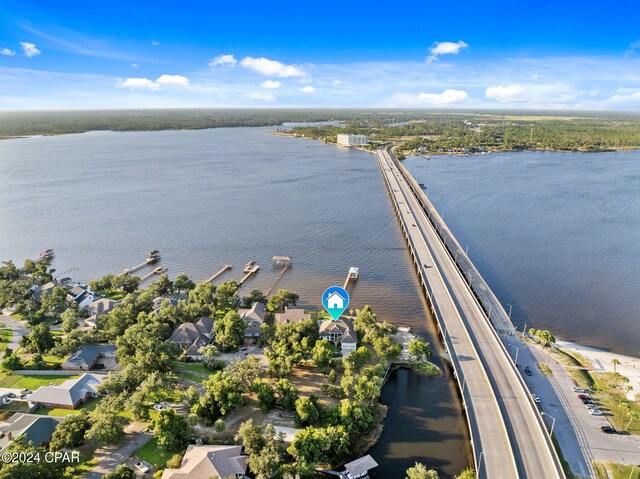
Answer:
[337,134,368,146]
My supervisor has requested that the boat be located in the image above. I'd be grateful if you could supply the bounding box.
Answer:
[147,250,161,262]
[244,261,257,273]
[348,267,359,280]
[38,249,54,261]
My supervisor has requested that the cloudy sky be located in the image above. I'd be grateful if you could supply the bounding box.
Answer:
[1,0,640,109]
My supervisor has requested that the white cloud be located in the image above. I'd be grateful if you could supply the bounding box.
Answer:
[249,91,276,101]
[151,40,160,46]
[131,63,139,68]
[396,89,470,106]
[601,89,640,107]
[116,74,189,90]
[20,42,41,57]
[300,85,316,93]
[1,48,16,56]
[260,80,281,89]
[156,74,189,86]
[427,41,468,62]
[240,57,305,77]
[485,83,584,104]
[332,79,341,86]
[210,54,237,68]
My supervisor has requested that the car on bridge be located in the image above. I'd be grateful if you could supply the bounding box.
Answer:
[531,393,541,403]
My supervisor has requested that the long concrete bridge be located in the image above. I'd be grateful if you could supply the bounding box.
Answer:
[376,149,566,479]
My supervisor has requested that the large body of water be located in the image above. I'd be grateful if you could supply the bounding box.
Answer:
[0,127,469,478]
[405,151,640,357]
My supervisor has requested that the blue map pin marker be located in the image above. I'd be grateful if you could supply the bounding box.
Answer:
[322,286,349,321]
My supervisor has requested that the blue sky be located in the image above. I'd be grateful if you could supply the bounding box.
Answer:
[1,0,640,109]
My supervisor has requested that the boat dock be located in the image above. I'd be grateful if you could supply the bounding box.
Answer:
[239,262,260,285]
[205,264,232,284]
[140,266,167,282]
[343,266,359,289]
[120,250,161,276]
[265,256,292,296]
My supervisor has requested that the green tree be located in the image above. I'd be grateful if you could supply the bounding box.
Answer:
[243,289,267,308]
[345,346,371,371]
[611,358,620,372]
[149,274,174,296]
[408,338,432,361]
[252,379,276,412]
[174,273,196,293]
[215,280,240,310]
[535,329,556,346]
[193,371,243,424]
[266,319,319,376]
[2,353,22,370]
[39,286,68,316]
[49,412,91,450]
[287,425,350,466]
[227,356,262,387]
[295,395,320,427]
[86,395,130,444]
[275,378,299,410]
[166,454,184,469]
[112,274,141,294]
[103,465,136,479]
[20,323,54,353]
[214,311,245,351]
[0,437,67,479]
[267,289,299,312]
[153,408,191,452]
[455,468,476,479]
[188,282,216,314]
[213,419,225,432]
[312,339,334,368]
[405,462,439,479]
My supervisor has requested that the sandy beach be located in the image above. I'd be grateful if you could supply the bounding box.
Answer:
[556,339,640,401]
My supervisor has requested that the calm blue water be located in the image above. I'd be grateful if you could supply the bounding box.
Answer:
[405,151,640,357]
[0,127,468,478]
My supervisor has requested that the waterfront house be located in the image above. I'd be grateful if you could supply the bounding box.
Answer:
[66,286,91,305]
[168,317,215,361]
[87,297,119,316]
[61,344,116,371]
[274,307,311,325]
[161,444,248,479]
[153,294,189,312]
[32,281,70,301]
[342,455,379,479]
[0,414,62,452]
[27,373,104,410]
[319,318,357,356]
[238,302,266,339]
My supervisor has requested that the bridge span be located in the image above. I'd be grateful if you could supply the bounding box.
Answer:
[376,149,565,479]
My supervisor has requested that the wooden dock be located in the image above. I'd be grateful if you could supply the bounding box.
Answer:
[265,256,292,297]
[120,251,161,276]
[205,264,232,284]
[140,266,167,282]
[343,267,359,290]
[239,264,260,285]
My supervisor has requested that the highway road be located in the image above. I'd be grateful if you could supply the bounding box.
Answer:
[376,149,565,479]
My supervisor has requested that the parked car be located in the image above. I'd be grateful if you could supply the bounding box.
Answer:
[572,387,587,393]
[577,394,591,400]
[588,408,603,416]
[581,398,594,405]
[601,425,617,434]
[524,366,532,376]
[6,393,15,398]
[152,404,165,411]
[20,389,31,394]
[134,461,150,473]
[531,394,541,403]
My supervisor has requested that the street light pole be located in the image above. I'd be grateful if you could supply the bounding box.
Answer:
[477,451,485,479]
[542,412,556,436]
[509,344,519,366]
[507,303,512,320]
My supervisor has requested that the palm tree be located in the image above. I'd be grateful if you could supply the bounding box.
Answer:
[611,358,620,372]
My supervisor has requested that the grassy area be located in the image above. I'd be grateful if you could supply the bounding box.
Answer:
[134,437,175,469]
[0,373,78,389]
[0,328,12,345]
[174,362,210,376]
[537,362,553,377]
[35,397,101,416]
[66,457,98,479]
[594,461,640,479]
[0,401,30,412]
[174,371,205,383]
[590,372,640,434]
[550,348,594,389]
[23,354,66,369]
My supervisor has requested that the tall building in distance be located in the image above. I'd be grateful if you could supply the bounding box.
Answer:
[337,134,369,146]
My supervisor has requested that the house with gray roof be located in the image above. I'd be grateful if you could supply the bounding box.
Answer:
[61,344,116,371]
[161,444,248,479]
[319,318,357,356]
[86,297,119,316]
[238,302,266,339]
[27,373,104,410]
[168,317,215,361]
[153,294,189,311]
[274,307,311,325]
[0,414,62,452]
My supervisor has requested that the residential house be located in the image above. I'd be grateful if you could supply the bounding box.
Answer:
[0,414,62,452]
[274,307,311,325]
[162,444,248,479]
[238,302,266,339]
[168,317,215,361]
[32,281,70,302]
[66,286,92,307]
[153,294,189,311]
[85,297,119,329]
[61,344,116,371]
[27,373,104,410]
[343,455,379,479]
[319,318,357,356]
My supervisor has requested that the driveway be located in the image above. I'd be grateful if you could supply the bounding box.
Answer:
[0,312,27,352]
[83,424,152,479]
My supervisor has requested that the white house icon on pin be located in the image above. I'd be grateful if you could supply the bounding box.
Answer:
[326,291,345,309]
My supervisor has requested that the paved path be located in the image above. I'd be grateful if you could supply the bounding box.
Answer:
[0,312,27,352]
[83,424,152,479]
